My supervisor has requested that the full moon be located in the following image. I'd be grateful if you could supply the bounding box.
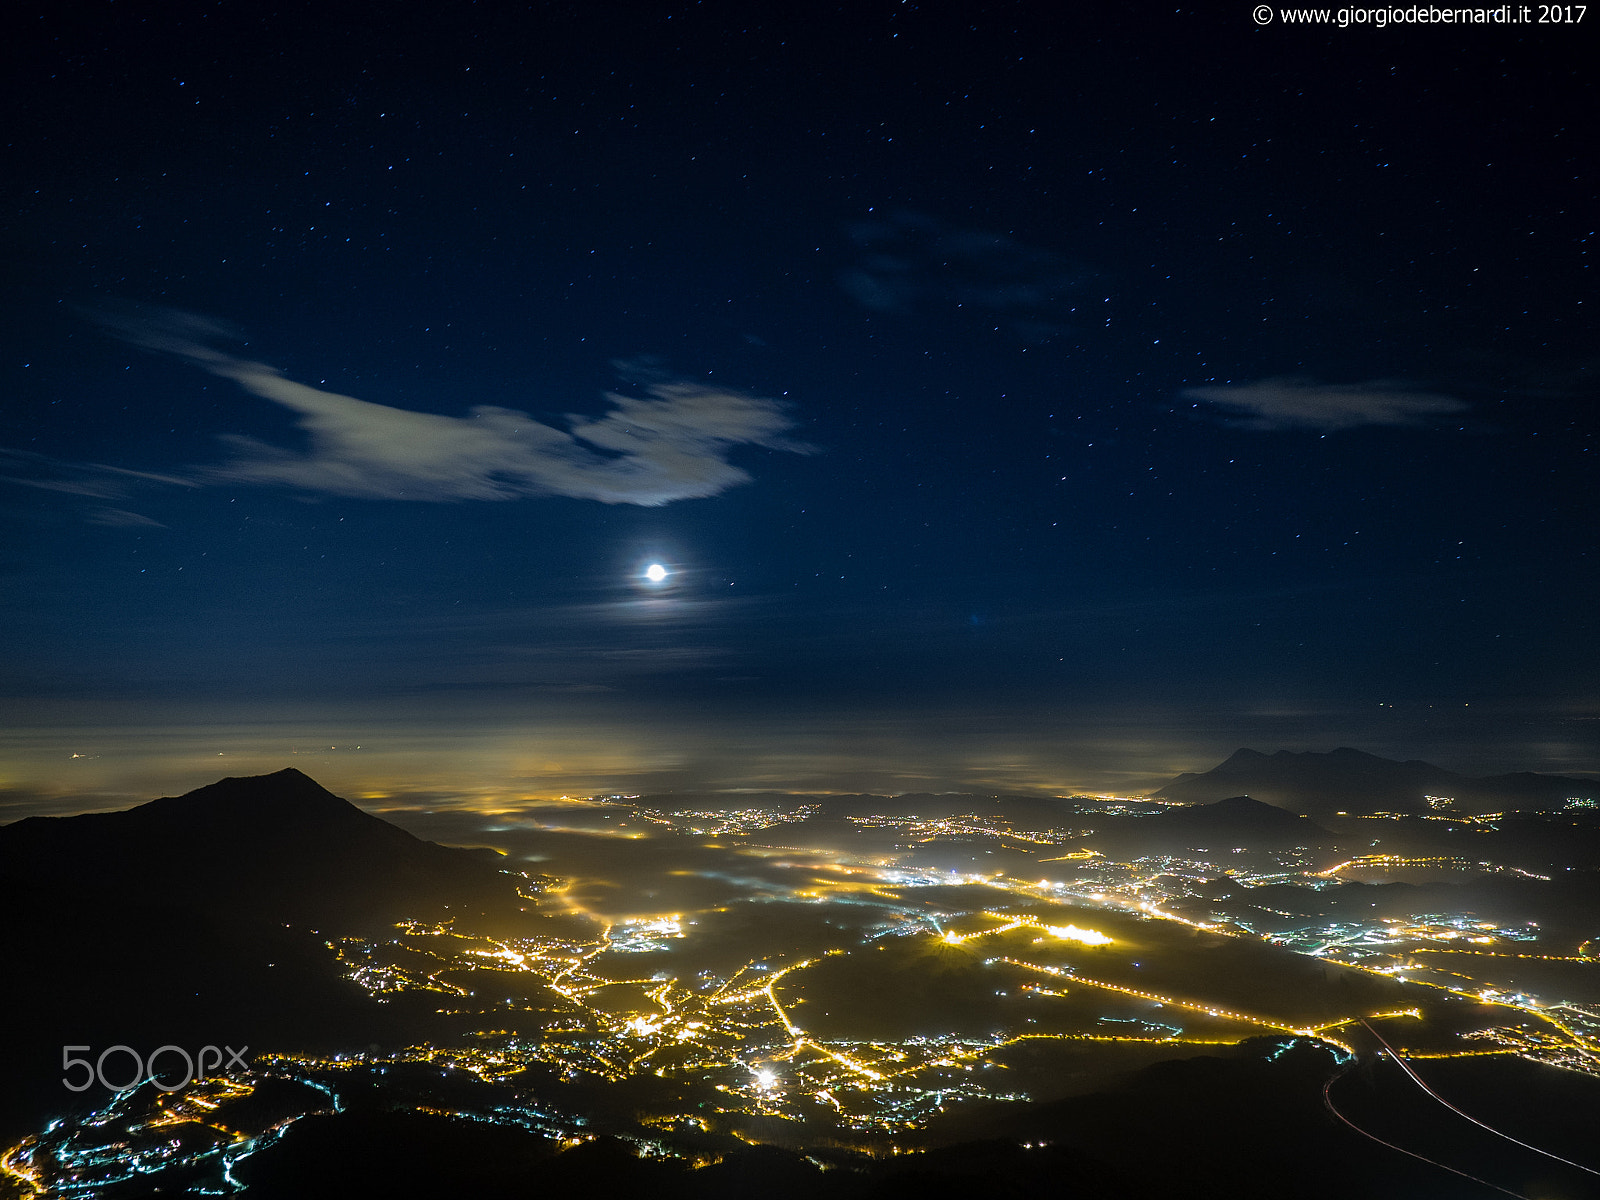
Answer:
[644,563,668,583]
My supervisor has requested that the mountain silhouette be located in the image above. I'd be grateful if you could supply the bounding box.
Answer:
[1147,794,1332,839]
[0,769,522,1141]
[0,767,512,926]
[1150,747,1598,817]
[1085,793,1333,854]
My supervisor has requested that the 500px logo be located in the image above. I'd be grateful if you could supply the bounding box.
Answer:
[62,1044,249,1093]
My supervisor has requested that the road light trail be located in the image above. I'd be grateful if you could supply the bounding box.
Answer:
[1320,1062,1532,1200]
[1359,1020,1600,1177]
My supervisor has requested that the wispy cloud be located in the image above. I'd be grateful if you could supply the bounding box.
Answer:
[0,447,192,527]
[0,447,194,499]
[839,211,1087,342]
[1182,377,1468,432]
[84,507,169,528]
[92,306,811,506]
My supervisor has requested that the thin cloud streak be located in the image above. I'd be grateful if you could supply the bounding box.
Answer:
[1184,377,1468,431]
[839,211,1087,342]
[0,447,193,528]
[84,507,168,528]
[93,306,812,506]
[0,447,196,499]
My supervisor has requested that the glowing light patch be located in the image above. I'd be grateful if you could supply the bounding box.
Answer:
[645,563,668,583]
[1045,924,1113,946]
[628,916,683,937]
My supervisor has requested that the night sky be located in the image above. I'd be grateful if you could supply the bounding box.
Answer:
[3,1,1595,809]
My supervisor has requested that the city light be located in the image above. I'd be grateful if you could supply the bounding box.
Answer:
[8,792,1596,1193]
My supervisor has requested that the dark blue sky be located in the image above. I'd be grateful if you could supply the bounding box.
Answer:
[3,1,1595,805]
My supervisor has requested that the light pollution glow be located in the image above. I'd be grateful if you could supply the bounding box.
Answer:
[0,708,1210,822]
[11,694,1590,827]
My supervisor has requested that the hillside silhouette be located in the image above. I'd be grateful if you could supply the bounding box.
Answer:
[0,768,524,1141]
[1086,793,1335,854]
[1152,747,1599,817]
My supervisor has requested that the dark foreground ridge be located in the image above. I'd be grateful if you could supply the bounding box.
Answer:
[0,769,521,1142]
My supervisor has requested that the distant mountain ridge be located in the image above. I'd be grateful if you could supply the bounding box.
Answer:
[1083,793,1334,853]
[1147,793,1333,838]
[1150,747,1600,817]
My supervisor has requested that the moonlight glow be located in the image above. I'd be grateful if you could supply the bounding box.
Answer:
[645,563,668,584]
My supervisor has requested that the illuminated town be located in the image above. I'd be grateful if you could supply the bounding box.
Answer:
[5,792,1596,1198]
